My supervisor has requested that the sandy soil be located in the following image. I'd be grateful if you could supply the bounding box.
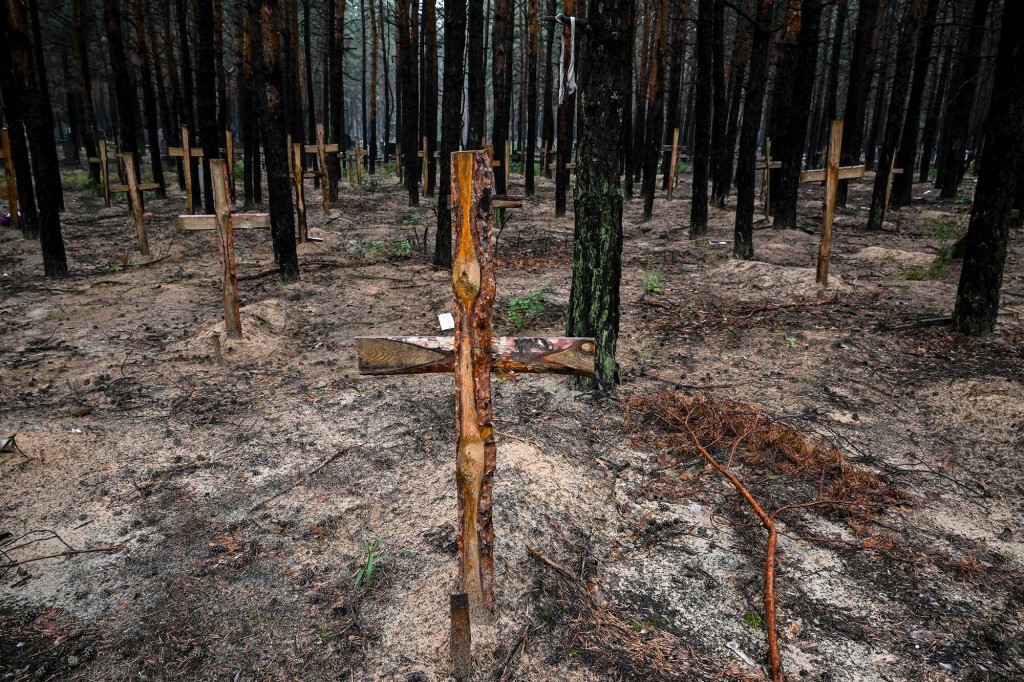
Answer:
[1,165,1022,682]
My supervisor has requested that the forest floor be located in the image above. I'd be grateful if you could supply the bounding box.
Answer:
[1,164,1022,682]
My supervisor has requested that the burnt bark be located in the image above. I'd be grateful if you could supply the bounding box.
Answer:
[661,0,689,190]
[196,0,219,212]
[640,0,669,221]
[256,0,299,282]
[733,0,774,260]
[396,0,419,204]
[132,0,166,197]
[491,0,513,195]
[555,0,577,218]
[524,0,539,196]
[952,0,1023,335]
[329,0,345,201]
[467,0,486,146]
[919,3,957,183]
[689,0,713,236]
[369,0,378,174]
[71,0,100,183]
[891,0,941,209]
[26,0,62,210]
[835,0,879,207]
[422,0,438,196]
[711,1,750,207]
[0,0,68,276]
[540,0,556,177]
[567,0,635,391]
[708,0,727,208]
[434,0,466,268]
[241,0,262,205]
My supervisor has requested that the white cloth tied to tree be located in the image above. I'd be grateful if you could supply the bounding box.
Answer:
[557,17,577,105]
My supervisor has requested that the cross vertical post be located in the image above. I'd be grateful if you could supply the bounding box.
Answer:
[760,137,773,219]
[817,121,843,285]
[666,127,680,199]
[292,143,308,243]
[350,139,365,184]
[883,151,903,224]
[121,154,150,256]
[1,128,18,222]
[180,128,193,214]
[396,143,403,180]
[211,161,242,339]
[316,122,331,213]
[99,139,111,207]
[226,131,236,203]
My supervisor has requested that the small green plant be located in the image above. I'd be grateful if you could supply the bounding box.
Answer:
[361,175,382,192]
[955,193,972,205]
[234,162,244,181]
[353,537,388,589]
[785,336,798,347]
[390,237,412,258]
[403,213,422,226]
[507,286,551,330]
[642,269,662,294]
[743,612,763,629]
[352,238,412,260]
[352,239,382,259]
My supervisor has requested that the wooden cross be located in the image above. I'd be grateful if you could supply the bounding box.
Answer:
[664,128,681,199]
[539,143,551,178]
[218,130,238,203]
[115,154,162,256]
[882,151,904,224]
[799,121,865,285]
[396,143,403,180]
[354,150,595,622]
[178,160,270,339]
[757,137,782,219]
[291,142,309,243]
[417,135,431,189]
[346,138,366,184]
[168,126,205,214]
[302,122,341,210]
[86,139,117,207]
[1,128,17,222]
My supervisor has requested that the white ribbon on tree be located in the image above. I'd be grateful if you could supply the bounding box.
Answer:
[557,17,577,105]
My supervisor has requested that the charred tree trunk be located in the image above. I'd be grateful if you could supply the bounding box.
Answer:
[491,0,512,195]
[555,0,578,217]
[891,0,940,209]
[711,2,750,207]
[396,0,419,204]
[567,0,635,391]
[132,0,166,197]
[467,0,485,146]
[661,0,688,190]
[708,0,727,208]
[808,0,846,169]
[920,3,956,183]
[71,0,100,183]
[329,0,345,200]
[836,0,879,207]
[769,0,822,231]
[733,0,774,259]
[214,0,227,141]
[640,0,668,221]
[147,7,175,165]
[866,0,927,231]
[6,122,39,238]
[434,0,466,268]
[952,0,1023,336]
[103,0,141,171]
[241,0,262,205]
[196,0,219,213]
[380,0,392,161]
[175,0,201,195]
[864,4,895,173]
[540,0,556,177]
[629,0,653,196]
[689,0,713,236]
[0,0,68,276]
[303,0,316,173]
[937,0,991,198]
[524,0,539,196]
[256,0,299,282]
[369,0,379,173]
[26,1,63,210]
[423,0,439,196]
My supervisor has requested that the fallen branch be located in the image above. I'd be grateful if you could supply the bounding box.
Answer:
[740,294,839,317]
[249,449,351,512]
[1,542,127,573]
[525,544,578,581]
[681,412,784,682]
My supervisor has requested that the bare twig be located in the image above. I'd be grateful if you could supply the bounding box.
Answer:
[248,448,354,512]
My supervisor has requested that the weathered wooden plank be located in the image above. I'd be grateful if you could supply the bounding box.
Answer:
[292,143,308,243]
[121,154,150,256]
[210,161,241,339]
[452,150,497,620]
[667,127,680,199]
[817,121,843,285]
[450,593,472,680]
[316,122,331,211]
[799,165,865,183]
[99,139,110,207]
[179,213,270,230]
[355,336,597,376]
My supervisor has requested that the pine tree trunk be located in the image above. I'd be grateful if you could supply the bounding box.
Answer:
[256,0,299,282]
[329,0,345,201]
[919,4,957,183]
[241,0,262,205]
[555,0,577,217]
[540,0,556,178]
[214,0,227,142]
[524,0,539,196]
[467,0,485,146]
[711,1,750,207]
[863,5,895,173]
[491,0,512,195]
[0,0,68,276]
[640,0,668,221]
[567,0,635,391]
[6,122,40,239]
[937,0,991,199]
[361,0,368,146]
[147,7,175,167]
[157,0,183,189]
[132,0,166,197]
[629,0,653,195]
[661,0,689,190]
[708,0,727,208]
[835,0,879,207]
[175,0,201,197]
[891,0,940,209]
[71,0,100,184]
[434,0,466,269]
[103,0,141,173]
[397,0,420,204]
[733,0,774,260]
[380,0,392,161]
[689,0,713,236]
[369,0,379,174]
[26,0,63,211]
[196,0,219,212]
[952,0,1023,336]
[769,0,822,231]
[302,0,316,182]
[866,0,926,231]
[423,0,439,196]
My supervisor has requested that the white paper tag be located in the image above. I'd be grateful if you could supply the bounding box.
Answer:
[438,313,455,331]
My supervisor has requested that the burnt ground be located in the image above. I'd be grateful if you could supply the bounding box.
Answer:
[1,164,1022,682]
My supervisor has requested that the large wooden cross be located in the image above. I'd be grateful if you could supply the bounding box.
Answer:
[1,128,18,221]
[178,160,270,339]
[882,150,904,224]
[86,139,119,208]
[168,126,205,214]
[346,138,366,184]
[799,121,865,285]
[663,127,682,199]
[355,150,595,621]
[302,122,340,210]
[757,137,782,219]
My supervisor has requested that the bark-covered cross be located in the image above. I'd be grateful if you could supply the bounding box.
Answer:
[355,150,596,620]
